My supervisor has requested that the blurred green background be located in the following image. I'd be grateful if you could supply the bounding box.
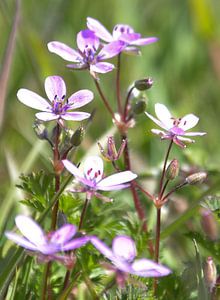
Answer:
[0,0,220,228]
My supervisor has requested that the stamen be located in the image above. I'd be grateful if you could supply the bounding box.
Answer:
[87,168,93,176]
[54,95,58,100]
[62,95,65,100]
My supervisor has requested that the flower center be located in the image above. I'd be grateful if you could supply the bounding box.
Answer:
[85,167,101,183]
[83,45,96,64]
[52,94,68,115]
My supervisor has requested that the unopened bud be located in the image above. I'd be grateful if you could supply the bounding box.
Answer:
[133,100,146,114]
[33,121,48,140]
[201,209,218,241]
[70,126,85,147]
[186,172,207,185]
[134,78,153,91]
[204,257,217,292]
[166,159,179,180]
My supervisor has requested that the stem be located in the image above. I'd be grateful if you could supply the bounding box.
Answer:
[133,181,154,201]
[153,208,161,294]
[160,179,170,199]
[93,78,115,120]
[124,86,135,120]
[79,197,89,230]
[162,181,187,202]
[41,262,51,300]
[116,53,123,115]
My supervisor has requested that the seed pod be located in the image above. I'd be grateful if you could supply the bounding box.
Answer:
[185,172,207,185]
[204,257,217,292]
[134,78,153,91]
[133,100,146,114]
[200,209,218,241]
[166,159,179,180]
[70,126,85,147]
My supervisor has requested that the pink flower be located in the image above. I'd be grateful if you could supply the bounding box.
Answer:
[145,103,206,148]
[17,76,93,121]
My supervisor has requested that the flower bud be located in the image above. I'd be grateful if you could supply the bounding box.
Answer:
[200,209,218,241]
[33,121,48,140]
[185,172,207,185]
[133,100,146,114]
[98,136,126,162]
[204,257,217,292]
[134,78,153,91]
[166,159,179,180]
[70,126,85,147]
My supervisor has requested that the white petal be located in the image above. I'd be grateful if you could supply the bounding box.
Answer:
[131,259,171,277]
[5,232,38,251]
[87,17,113,42]
[15,215,46,246]
[45,76,66,101]
[184,131,206,136]
[90,62,115,74]
[112,236,136,261]
[35,112,59,121]
[145,111,168,130]
[151,129,166,136]
[61,112,90,121]
[47,41,82,62]
[50,224,77,244]
[17,89,51,111]
[62,159,83,178]
[83,156,103,182]
[68,89,94,109]
[179,114,199,131]
[98,171,137,188]
[155,103,173,129]
[90,236,114,260]
[176,136,195,143]
[96,183,130,191]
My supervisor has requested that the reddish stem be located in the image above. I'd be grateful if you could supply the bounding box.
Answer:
[116,53,123,115]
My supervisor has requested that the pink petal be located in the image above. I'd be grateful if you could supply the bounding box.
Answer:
[17,89,51,111]
[5,232,38,251]
[61,112,90,121]
[119,33,141,43]
[62,159,83,178]
[131,259,171,277]
[62,236,90,251]
[179,114,199,131]
[83,156,103,182]
[98,171,137,189]
[155,103,173,129]
[184,131,206,136]
[50,224,77,244]
[45,76,66,102]
[47,41,82,62]
[15,215,46,247]
[35,112,59,121]
[112,236,136,261]
[87,17,113,42]
[98,40,125,59]
[131,37,158,46]
[90,236,114,260]
[145,111,168,130]
[90,62,114,74]
[77,29,99,52]
[68,89,94,109]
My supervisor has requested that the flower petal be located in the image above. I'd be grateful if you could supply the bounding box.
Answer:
[96,183,130,191]
[90,62,114,74]
[68,89,94,109]
[77,29,99,52]
[184,131,206,136]
[90,236,114,260]
[151,129,167,136]
[83,156,104,182]
[179,114,199,131]
[62,159,83,178]
[131,259,171,277]
[112,24,134,40]
[131,37,158,46]
[35,112,59,121]
[17,89,51,111]
[98,171,137,189]
[45,76,66,102]
[50,224,77,244]
[67,63,88,70]
[112,236,136,261]
[176,136,195,143]
[47,41,82,62]
[62,236,90,251]
[61,112,90,121]
[98,40,126,59]
[145,111,168,130]
[155,103,173,129]
[119,33,141,43]
[87,17,113,42]
[15,215,46,247]
[5,232,38,251]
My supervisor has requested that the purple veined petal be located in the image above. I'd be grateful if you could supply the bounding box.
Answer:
[62,236,90,251]
[151,129,167,136]
[15,215,46,247]
[112,236,136,262]
[35,112,59,121]
[5,231,38,251]
[45,76,66,102]
[145,112,168,131]
[68,89,94,109]
[61,112,90,121]
[50,224,77,244]
[131,258,171,277]
[90,62,115,74]
[119,33,141,43]
[155,103,173,129]
[112,24,135,40]
[83,156,103,182]
[38,244,60,255]
[96,183,130,191]
[179,114,199,131]
[184,131,206,136]
[90,236,114,260]
[47,41,82,62]
[87,17,113,43]
[17,89,51,111]
[62,159,84,178]
[98,40,126,59]
[131,37,158,46]
[77,29,99,52]
[98,171,137,189]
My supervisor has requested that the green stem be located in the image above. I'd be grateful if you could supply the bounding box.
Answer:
[41,262,51,300]
[79,197,89,230]
[124,86,135,120]
[153,208,161,295]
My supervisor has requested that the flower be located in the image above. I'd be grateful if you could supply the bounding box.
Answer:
[145,103,206,148]
[87,17,158,55]
[62,156,137,201]
[91,235,171,284]
[5,215,89,256]
[48,29,125,75]
[17,76,93,122]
